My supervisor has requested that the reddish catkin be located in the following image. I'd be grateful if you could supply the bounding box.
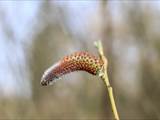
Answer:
[41,51,103,86]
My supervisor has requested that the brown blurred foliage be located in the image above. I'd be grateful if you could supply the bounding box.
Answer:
[0,1,160,119]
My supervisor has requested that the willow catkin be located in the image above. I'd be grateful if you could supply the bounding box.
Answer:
[41,51,103,86]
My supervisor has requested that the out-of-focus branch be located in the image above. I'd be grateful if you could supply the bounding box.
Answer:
[94,40,120,120]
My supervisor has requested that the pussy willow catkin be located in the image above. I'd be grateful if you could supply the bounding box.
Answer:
[41,51,103,86]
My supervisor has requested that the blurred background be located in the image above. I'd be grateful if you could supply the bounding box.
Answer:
[0,1,160,119]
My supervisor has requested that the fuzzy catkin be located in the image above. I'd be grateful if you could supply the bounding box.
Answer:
[41,51,103,86]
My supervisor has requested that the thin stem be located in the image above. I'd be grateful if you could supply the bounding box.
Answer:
[94,40,120,120]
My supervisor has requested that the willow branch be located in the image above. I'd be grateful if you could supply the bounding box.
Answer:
[94,40,120,120]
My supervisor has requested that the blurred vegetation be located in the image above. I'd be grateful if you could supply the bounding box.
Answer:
[0,1,160,119]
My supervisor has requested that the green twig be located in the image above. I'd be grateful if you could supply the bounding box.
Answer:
[94,40,120,120]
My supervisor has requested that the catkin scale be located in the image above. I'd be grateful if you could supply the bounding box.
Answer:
[41,51,103,86]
